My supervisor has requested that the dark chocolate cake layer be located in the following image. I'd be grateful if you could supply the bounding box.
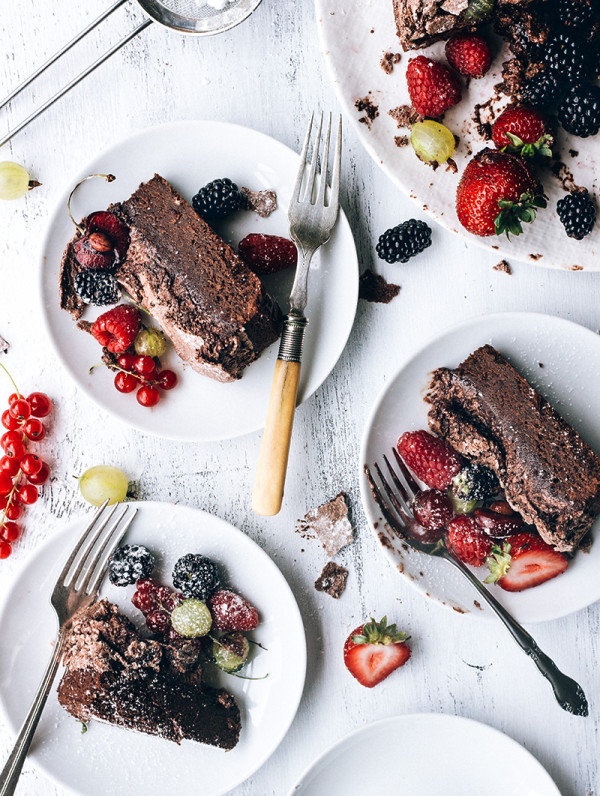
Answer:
[427,345,600,553]
[57,600,240,749]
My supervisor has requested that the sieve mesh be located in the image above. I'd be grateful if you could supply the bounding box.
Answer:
[159,0,242,20]
[137,0,262,32]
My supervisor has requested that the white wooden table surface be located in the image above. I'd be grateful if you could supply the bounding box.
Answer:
[1,1,599,794]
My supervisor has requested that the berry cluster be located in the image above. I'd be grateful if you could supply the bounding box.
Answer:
[0,366,52,559]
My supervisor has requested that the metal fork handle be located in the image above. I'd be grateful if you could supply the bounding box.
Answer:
[0,633,65,796]
[252,312,308,516]
[443,550,588,716]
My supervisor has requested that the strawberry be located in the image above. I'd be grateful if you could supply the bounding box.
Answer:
[445,33,492,78]
[397,430,463,490]
[413,489,454,531]
[91,305,141,354]
[455,148,546,238]
[207,589,259,632]
[238,233,298,275]
[343,617,411,688]
[485,532,568,591]
[492,104,553,159]
[446,515,493,567]
[405,56,462,118]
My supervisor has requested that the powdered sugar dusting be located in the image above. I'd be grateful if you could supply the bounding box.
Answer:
[297,493,353,557]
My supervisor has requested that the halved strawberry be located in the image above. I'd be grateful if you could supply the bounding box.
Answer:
[343,617,411,688]
[485,532,568,591]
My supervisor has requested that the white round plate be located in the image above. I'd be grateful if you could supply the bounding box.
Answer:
[290,714,560,795]
[316,0,600,270]
[40,120,358,440]
[0,502,307,796]
[359,312,600,622]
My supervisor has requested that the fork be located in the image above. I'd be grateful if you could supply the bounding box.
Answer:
[252,112,342,516]
[365,450,589,717]
[0,501,137,796]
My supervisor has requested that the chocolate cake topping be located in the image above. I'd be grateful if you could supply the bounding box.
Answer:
[314,562,349,599]
[298,493,354,557]
[57,600,241,749]
[427,345,600,553]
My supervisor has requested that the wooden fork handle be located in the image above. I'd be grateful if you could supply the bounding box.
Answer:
[252,314,307,516]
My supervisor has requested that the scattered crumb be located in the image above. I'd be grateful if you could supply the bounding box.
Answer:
[297,493,353,557]
[473,600,482,610]
[378,531,394,550]
[538,362,544,368]
[493,259,512,275]
[355,95,379,128]
[380,51,401,74]
[389,104,423,129]
[76,320,93,334]
[240,187,277,218]
[529,253,542,261]
[570,264,584,271]
[472,99,496,141]
[314,562,348,599]
[548,160,578,192]
[359,270,401,304]
[446,158,458,174]
[0,335,9,354]
[569,149,579,158]
[394,135,409,148]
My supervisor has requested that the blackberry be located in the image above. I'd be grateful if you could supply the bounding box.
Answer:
[172,554,221,600]
[192,177,241,221]
[557,189,597,239]
[108,544,155,587]
[452,463,499,502]
[74,270,120,306]
[557,0,595,32]
[543,33,590,80]
[558,83,600,136]
[521,72,564,109]
[376,219,432,263]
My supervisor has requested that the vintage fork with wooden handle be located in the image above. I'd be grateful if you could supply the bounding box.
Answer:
[0,501,138,796]
[252,112,342,516]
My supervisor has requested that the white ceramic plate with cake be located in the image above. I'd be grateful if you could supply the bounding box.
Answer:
[316,0,600,270]
[0,502,307,796]
[40,120,359,441]
[290,713,560,795]
[359,312,600,623]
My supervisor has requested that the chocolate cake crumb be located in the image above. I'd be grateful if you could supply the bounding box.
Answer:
[570,265,584,271]
[395,135,410,147]
[355,95,379,128]
[548,160,578,192]
[472,100,496,140]
[0,335,9,354]
[76,320,93,334]
[359,270,401,304]
[314,562,348,599]
[381,52,401,74]
[569,149,579,158]
[389,105,423,129]
[446,158,458,173]
[297,493,353,557]
[529,253,542,261]
[493,259,512,275]
[239,187,277,218]
[538,362,544,368]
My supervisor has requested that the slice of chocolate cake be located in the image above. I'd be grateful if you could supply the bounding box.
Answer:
[57,600,241,749]
[60,174,281,382]
[426,345,600,553]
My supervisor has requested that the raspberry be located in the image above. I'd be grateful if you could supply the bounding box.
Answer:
[556,188,596,239]
[192,178,241,221]
[413,489,454,531]
[91,305,141,354]
[208,589,259,632]
[238,233,298,275]
[376,220,432,263]
[406,56,462,118]
[108,544,155,587]
[172,554,221,600]
[397,430,463,490]
[446,515,493,567]
[445,33,491,78]
[74,270,120,306]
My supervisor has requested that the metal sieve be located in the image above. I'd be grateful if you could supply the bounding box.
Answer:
[0,0,263,147]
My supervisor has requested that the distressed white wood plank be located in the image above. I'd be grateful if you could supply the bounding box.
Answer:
[0,1,599,794]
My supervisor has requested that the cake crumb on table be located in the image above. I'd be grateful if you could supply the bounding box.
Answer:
[296,492,353,557]
[0,334,9,354]
[359,270,401,304]
[314,562,349,599]
[493,260,512,275]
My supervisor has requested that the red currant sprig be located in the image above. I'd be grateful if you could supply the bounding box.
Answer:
[0,361,52,559]
[93,354,177,409]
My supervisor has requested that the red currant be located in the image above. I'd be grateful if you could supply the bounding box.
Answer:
[5,503,22,521]
[2,409,21,430]
[1,430,23,451]
[9,399,31,422]
[117,353,137,371]
[0,496,8,510]
[7,393,19,405]
[132,590,155,614]
[26,393,52,418]
[23,418,46,441]
[146,609,170,634]
[0,456,20,477]
[17,484,38,505]
[157,370,177,390]
[20,454,42,477]
[0,473,14,497]
[27,461,50,486]
[4,439,26,461]
[0,522,20,543]
[114,372,138,394]
[134,356,156,378]
[0,541,12,559]
[136,385,160,407]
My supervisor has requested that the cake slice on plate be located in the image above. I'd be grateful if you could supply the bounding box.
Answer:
[426,344,600,553]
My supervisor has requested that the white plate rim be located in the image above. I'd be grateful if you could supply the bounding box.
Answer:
[358,310,600,622]
[38,119,358,442]
[0,501,307,796]
[289,712,561,795]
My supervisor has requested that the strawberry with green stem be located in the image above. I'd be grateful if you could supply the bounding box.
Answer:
[343,617,411,688]
[492,105,554,160]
